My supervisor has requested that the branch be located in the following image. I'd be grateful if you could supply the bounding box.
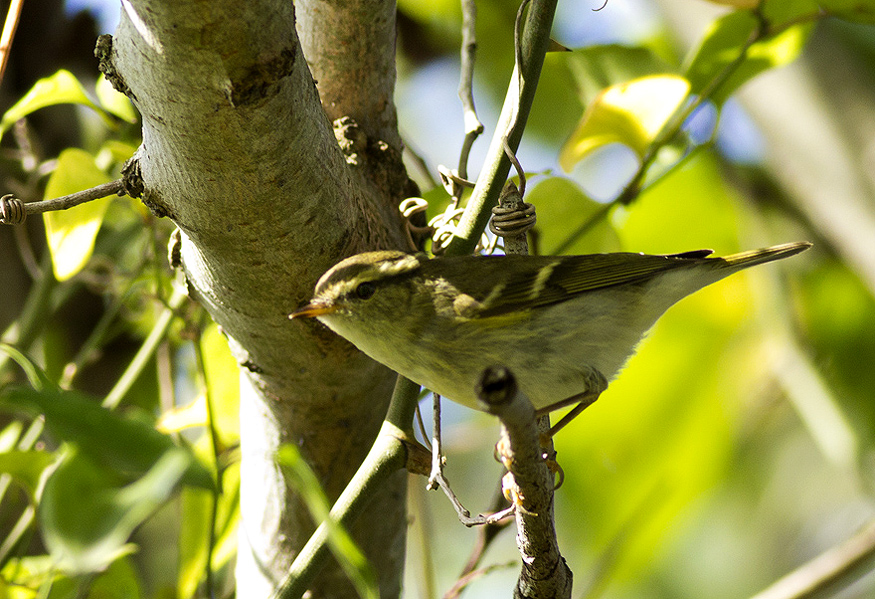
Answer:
[478,367,572,599]
[110,1,410,595]
[297,0,403,153]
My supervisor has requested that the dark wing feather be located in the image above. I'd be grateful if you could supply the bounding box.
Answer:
[422,251,716,318]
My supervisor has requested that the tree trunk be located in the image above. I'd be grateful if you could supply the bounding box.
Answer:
[106,1,414,596]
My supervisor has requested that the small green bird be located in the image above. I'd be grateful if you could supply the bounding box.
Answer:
[291,242,811,412]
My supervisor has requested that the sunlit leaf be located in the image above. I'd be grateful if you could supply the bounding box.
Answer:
[157,395,208,433]
[43,148,113,281]
[0,421,23,451]
[397,0,460,25]
[0,450,56,500]
[40,449,190,572]
[564,45,676,99]
[559,75,690,171]
[684,11,813,104]
[201,323,240,446]
[95,76,138,123]
[0,387,214,490]
[1,555,56,597]
[0,70,113,141]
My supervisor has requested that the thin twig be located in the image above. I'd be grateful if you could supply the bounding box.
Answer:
[443,561,518,599]
[0,179,125,225]
[0,0,24,87]
[457,0,484,182]
[748,519,875,599]
[426,391,515,526]
[457,485,514,576]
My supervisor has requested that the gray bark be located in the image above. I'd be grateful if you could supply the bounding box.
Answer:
[107,1,412,596]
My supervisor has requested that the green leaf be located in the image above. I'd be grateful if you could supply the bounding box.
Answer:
[525,177,621,255]
[0,386,214,490]
[95,76,138,124]
[684,11,813,104]
[43,148,113,281]
[178,462,239,599]
[564,45,677,100]
[0,70,113,142]
[559,75,690,170]
[40,449,190,573]
[277,444,378,599]
[0,450,56,500]
[1,555,56,595]
[761,0,823,24]
[820,0,875,22]
[95,139,138,171]
[85,556,143,598]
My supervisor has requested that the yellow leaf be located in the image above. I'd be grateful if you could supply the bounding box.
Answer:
[0,70,111,142]
[43,149,112,281]
[200,324,240,445]
[559,75,690,171]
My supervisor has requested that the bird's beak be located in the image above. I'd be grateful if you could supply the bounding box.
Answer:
[289,301,336,319]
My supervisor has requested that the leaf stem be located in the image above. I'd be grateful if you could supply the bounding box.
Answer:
[271,376,419,599]
[102,286,187,410]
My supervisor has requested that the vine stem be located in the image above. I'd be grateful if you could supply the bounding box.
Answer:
[444,0,558,257]
[456,0,483,182]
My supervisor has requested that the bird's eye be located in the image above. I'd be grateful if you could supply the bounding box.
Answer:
[355,281,376,300]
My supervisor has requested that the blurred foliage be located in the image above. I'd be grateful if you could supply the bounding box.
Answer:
[0,0,873,598]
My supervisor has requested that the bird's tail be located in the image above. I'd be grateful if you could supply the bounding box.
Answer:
[721,241,812,270]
